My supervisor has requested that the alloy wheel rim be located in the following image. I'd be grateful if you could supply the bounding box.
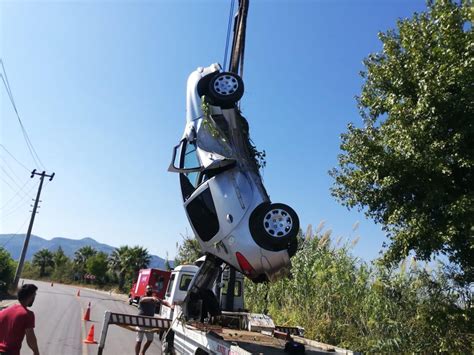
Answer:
[213,75,239,96]
[263,209,293,237]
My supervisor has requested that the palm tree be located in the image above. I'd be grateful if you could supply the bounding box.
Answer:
[53,246,69,268]
[32,249,54,277]
[127,246,151,278]
[74,246,97,279]
[108,246,130,290]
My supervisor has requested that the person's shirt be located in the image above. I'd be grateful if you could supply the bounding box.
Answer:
[0,303,35,355]
[137,297,156,317]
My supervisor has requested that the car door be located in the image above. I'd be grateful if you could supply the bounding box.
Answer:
[169,138,221,242]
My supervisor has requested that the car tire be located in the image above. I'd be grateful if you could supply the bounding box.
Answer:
[206,72,244,108]
[249,202,299,252]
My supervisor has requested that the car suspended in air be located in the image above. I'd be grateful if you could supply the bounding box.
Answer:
[169,63,299,283]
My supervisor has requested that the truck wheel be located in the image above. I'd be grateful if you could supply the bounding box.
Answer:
[207,72,244,108]
[249,203,299,251]
[195,349,209,355]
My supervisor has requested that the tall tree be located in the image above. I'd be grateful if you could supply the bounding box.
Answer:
[74,246,97,279]
[0,247,16,291]
[53,246,68,268]
[174,235,203,266]
[127,246,151,277]
[86,251,109,283]
[330,0,473,282]
[108,245,130,290]
[32,249,54,277]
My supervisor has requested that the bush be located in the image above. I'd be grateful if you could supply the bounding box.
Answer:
[0,248,16,292]
[245,231,473,352]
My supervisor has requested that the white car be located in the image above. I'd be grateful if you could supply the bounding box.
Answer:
[169,63,299,282]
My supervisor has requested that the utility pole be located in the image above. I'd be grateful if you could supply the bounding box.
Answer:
[12,169,55,289]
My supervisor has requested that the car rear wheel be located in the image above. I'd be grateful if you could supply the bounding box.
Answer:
[206,72,244,108]
[249,203,299,251]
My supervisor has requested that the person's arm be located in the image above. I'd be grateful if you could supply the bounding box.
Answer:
[139,296,158,303]
[25,328,40,355]
[159,298,174,309]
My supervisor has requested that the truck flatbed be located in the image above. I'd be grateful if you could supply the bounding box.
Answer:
[175,323,355,355]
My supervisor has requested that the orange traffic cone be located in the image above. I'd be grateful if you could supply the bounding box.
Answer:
[77,289,80,297]
[84,324,97,344]
[83,304,91,321]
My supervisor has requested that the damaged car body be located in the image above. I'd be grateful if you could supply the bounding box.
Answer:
[169,63,299,283]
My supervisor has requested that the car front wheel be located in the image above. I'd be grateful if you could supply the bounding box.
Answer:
[206,72,244,108]
[249,203,299,251]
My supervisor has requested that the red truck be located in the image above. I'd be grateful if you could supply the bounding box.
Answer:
[128,268,171,306]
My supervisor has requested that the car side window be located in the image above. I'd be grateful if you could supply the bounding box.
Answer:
[180,140,200,188]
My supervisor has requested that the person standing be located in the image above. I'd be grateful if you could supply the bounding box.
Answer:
[135,285,158,355]
[0,284,40,355]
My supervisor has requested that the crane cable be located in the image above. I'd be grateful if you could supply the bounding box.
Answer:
[223,0,236,72]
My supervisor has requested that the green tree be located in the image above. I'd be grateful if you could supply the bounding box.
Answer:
[53,246,68,268]
[108,245,130,290]
[174,235,202,266]
[32,249,54,277]
[0,247,16,292]
[330,0,473,282]
[74,246,97,280]
[86,252,109,283]
[164,252,172,271]
[122,246,151,291]
[127,246,151,275]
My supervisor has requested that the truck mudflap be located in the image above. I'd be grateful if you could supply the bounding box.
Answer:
[97,311,171,355]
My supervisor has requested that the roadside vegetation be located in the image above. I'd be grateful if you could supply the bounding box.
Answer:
[245,227,473,353]
[0,244,169,294]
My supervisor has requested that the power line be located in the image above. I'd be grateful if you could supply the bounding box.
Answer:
[0,59,46,170]
[0,217,29,248]
[1,155,24,183]
[0,179,33,210]
[1,166,26,193]
[0,144,30,172]
[0,182,37,218]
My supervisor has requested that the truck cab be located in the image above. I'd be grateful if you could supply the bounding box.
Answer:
[129,268,171,307]
[159,264,199,320]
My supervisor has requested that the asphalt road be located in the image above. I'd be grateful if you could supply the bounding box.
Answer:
[16,279,163,355]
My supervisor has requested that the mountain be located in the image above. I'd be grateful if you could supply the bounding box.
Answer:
[0,234,171,269]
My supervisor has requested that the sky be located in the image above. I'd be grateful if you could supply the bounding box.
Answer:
[0,0,427,261]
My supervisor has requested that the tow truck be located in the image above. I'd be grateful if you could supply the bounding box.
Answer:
[98,256,356,354]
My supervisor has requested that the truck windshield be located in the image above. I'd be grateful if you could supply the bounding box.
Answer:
[179,273,194,291]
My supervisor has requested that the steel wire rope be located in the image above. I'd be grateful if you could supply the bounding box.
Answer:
[0,60,46,170]
[0,144,30,172]
[223,0,236,71]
